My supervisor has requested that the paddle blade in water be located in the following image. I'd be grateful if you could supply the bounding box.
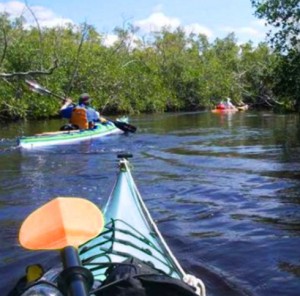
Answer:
[19,197,104,250]
[113,121,137,133]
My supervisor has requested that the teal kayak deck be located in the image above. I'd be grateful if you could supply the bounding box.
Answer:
[79,157,185,282]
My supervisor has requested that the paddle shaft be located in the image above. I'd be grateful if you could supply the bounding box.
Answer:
[61,246,90,296]
[51,92,66,101]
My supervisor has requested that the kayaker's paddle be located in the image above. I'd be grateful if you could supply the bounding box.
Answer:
[25,80,137,133]
[109,119,136,133]
[19,197,104,296]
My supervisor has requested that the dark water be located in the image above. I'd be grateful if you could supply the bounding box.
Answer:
[1,111,300,296]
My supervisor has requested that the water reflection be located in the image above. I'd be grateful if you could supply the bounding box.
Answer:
[211,110,236,128]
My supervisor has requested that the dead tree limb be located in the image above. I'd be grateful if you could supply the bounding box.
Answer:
[0,59,58,78]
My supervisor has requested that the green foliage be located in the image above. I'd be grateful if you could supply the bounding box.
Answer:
[272,50,300,111]
[238,42,279,107]
[251,0,300,51]
[0,10,297,121]
[251,0,300,110]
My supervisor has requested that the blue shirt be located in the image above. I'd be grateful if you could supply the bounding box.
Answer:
[60,104,99,122]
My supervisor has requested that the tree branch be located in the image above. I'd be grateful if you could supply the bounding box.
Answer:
[0,59,58,78]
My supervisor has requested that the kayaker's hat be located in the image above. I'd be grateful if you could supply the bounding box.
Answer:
[79,93,92,104]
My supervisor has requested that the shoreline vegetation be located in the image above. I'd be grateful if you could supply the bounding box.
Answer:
[0,2,299,123]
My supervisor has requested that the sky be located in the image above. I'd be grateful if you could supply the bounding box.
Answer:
[0,0,269,46]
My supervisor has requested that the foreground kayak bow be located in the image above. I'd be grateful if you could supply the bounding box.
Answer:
[10,155,206,296]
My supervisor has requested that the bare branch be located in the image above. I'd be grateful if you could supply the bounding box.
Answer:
[0,59,58,78]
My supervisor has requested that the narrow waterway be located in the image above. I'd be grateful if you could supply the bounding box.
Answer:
[1,111,300,296]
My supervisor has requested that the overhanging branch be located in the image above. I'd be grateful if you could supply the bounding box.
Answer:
[0,59,58,78]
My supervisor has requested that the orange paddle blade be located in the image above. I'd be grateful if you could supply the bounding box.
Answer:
[19,197,104,250]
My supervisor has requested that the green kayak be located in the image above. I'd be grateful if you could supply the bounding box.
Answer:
[18,118,129,149]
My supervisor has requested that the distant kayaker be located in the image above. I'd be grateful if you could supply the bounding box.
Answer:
[225,97,237,110]
[60,93,105,130]
[216,98,237,110]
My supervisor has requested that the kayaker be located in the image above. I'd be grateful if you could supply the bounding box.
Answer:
[224,97,237,110]
[60,93,106,130]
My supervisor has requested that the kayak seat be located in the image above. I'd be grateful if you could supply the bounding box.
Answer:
[92,257,198,296]
[59,123,79,131]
